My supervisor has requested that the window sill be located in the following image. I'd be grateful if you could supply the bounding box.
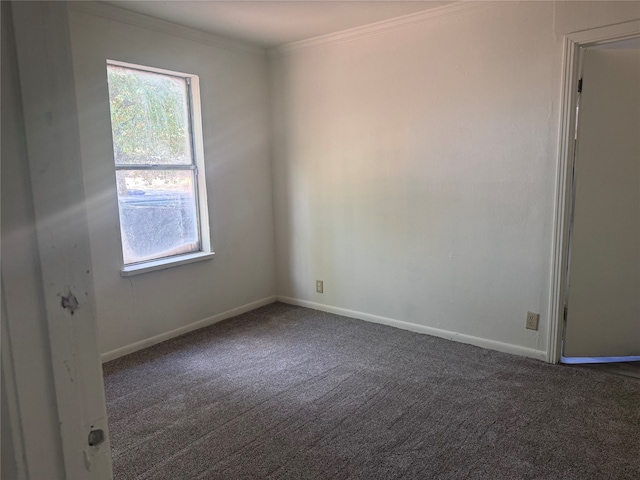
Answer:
[120,251,215,277]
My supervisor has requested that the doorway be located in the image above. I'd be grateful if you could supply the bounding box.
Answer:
[549,20,640,365]
[561,37,640,364]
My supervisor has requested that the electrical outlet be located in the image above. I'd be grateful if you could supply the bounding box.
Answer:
[316,280,323,293]
[526,311,539,331]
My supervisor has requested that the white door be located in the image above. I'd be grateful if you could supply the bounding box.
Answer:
[564,46,640,360]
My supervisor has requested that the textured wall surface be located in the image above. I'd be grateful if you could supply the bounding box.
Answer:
[554,0,640,34]
[270,1,639,357]
[68,9,276,355]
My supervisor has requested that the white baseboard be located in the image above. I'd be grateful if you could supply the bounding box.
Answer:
[101,296,277,363]
[277,296,547,362]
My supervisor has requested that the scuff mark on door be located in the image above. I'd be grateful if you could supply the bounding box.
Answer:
[60,289,79,315]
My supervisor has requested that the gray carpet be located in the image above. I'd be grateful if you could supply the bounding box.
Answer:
[103,302,640,480]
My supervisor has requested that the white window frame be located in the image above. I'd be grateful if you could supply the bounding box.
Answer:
[107,60,213,276]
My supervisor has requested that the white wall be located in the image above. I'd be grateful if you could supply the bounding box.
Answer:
[269,1,640,359]
[554,0,640,34]
[67,6,277,356]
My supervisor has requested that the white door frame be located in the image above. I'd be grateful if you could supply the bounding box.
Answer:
[8,2,113,477]
[547,20,640,364]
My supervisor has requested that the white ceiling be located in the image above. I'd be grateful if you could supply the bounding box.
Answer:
[105,1,451,48]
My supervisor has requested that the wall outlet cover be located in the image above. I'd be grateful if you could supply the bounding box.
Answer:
[316,280,323,293]
[526,311,539,331]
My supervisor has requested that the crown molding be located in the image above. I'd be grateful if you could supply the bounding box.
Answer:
[68,1,265,57]
[269,1,507,58]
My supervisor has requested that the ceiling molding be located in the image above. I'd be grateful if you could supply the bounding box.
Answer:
[269,1,507,58]
[69,2,266,57]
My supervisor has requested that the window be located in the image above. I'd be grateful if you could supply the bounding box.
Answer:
[106,61,211,274]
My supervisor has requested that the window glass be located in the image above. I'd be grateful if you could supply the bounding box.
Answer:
[107,63,204,266]
[115,170,199,264]
[107,65,192,165]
